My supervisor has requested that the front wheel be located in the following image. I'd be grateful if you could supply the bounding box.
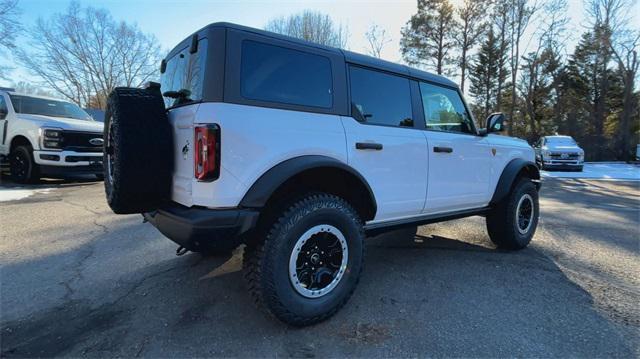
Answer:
[10,145,39,183]
[243,193,364,326]
[486,178,539,250]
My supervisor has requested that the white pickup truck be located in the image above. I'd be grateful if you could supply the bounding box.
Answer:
[0,88,104,183]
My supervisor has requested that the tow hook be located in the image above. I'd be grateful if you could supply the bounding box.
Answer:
[176,246,189,256]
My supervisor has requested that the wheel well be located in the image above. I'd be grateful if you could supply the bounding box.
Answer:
[260,166,376,222]
[517,164,541,187]
[490,160,540,205]
[10,135,33,151]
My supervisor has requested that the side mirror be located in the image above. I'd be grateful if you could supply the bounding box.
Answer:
[0,108,7,120]
[484,113,506,134]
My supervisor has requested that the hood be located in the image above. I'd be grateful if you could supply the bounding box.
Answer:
[543,144,583,153]
[17,113,104,133]
[487,134,531,148]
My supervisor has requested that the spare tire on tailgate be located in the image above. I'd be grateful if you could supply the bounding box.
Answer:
[103,85,174,214]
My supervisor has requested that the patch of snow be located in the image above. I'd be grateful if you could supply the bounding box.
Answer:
[0,188,52,202]
[541,163,640,181]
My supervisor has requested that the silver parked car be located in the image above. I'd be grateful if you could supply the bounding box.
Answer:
[534,135,584,171]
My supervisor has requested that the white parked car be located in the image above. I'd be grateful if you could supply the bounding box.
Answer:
[102,23,541,326]
[0,88,104,182]
[534,135,585,171]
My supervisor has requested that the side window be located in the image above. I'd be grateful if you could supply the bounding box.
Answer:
[419,82,475,134]
[349,66,413,127]
[240,40,333,108]
[0,96,7,119]
[160,38,208,108]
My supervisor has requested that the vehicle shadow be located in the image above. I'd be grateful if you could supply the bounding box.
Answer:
[0,173,101,189]
[1,222,634,358]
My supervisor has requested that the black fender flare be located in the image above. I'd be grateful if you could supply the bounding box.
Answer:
[490,158,540,205]
[239,155,377,216]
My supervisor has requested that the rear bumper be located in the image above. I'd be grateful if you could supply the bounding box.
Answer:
[143,203,260,251]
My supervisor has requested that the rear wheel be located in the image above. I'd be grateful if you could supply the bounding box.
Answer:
[486,178,539,250]
[243,193,364,326]
[10,145,39,183]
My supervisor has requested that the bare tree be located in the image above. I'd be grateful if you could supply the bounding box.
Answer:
[454,0,488,92]
[494,0,510,111]
[265,11,349,48]
[364,23,392,58]
[16,1,161,109]
[507,0,539,135]
[611,31,639,158]
[11,81,56,97]
[591,0,640,158]
[585,0,633,156]
[0,0,21,79]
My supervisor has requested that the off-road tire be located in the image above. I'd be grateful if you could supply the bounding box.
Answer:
[10,145,39,183]
[486,178,539,250]
[104,87,173,214]
[243,193,365,326]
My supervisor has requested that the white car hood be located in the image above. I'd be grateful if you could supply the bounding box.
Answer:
[17,113,104,133]
[543,145,583,152]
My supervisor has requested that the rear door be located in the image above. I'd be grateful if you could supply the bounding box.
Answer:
[160,37,209,206]
[342,65,428,222]
[417,82,492,214]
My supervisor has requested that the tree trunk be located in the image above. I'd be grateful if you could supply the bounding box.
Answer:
[618,69,635,160]
[460,47,467,91]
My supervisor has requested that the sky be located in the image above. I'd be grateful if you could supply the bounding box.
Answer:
[2,0,639,90]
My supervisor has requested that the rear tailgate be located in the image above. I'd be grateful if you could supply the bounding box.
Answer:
[168,104,199,207]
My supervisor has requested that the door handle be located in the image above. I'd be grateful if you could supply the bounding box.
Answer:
[356,142,383,150]
[433,146,453,153]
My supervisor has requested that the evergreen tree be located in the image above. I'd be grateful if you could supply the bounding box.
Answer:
[400,0,457,75]
[469,29,508,123]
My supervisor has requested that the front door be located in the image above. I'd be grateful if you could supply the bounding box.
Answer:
[417,82,492,214]
[342,66,428,222]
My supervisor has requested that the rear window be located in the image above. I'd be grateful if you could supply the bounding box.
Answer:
[160,38,208,108]
[240,40,333,108]
[349,66,413,127]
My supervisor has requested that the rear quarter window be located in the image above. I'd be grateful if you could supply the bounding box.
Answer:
[240,40,333,108]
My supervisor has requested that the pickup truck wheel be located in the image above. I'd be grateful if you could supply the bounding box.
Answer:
[103,87,173,214]
[10,145,39,183]
[243,193,364,326]
[486,178,539,250]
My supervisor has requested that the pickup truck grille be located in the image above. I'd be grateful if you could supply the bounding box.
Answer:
[61,131,103,153]
[549,152,580,159]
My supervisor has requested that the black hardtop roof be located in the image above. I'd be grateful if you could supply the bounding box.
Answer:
[167,22,458,89]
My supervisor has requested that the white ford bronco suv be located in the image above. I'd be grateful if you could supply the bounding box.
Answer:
[103,23,540,326]
[0,88,104,183]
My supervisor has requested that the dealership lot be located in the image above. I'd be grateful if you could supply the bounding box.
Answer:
[1,172,639,357]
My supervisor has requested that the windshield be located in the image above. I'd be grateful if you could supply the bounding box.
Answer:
[547,137,576,146]
[9,95,93,121]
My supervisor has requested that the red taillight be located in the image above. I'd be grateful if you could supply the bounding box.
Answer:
[194,124,220,181]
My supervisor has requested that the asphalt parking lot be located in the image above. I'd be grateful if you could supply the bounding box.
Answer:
[1,175,638,357]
